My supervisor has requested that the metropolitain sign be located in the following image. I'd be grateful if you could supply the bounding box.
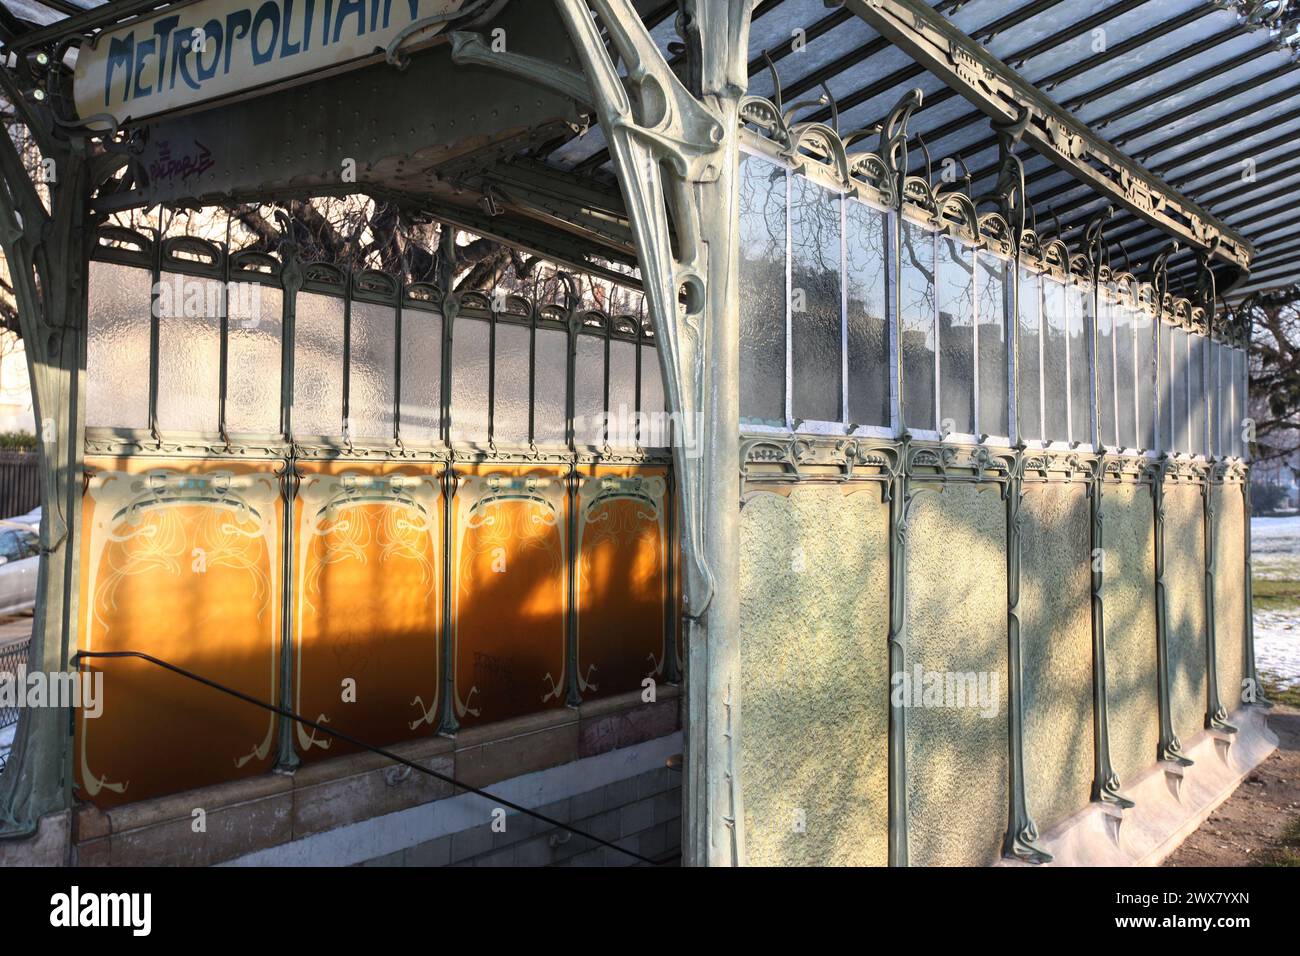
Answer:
[73,0,467,124]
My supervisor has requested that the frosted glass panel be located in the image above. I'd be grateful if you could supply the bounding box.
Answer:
[1068,284,1092,446]
[157,272,222,434]
[86,261,152,430]
[574,334,605,447]
[790,173,842,424]
[348,301,395,440]
[1235,347,1248,459]
[900,220,936,431]
[226,284,282,434]
[1042,278,1068,442]
[937,236,974,436]
[739,153,786,426]
[293,292,344,436]
[1172,327,1189,453]
[400,307,442,443]
[1017,268,1041,442]
[449,315,490,443]
[1115,305,1137,450]
[1189,335,1206,456]
[493,321,531,443]
[976,254,1008,439]
[845,199,889,429]
[640,346,667,446]
[1136,309,1155,450]
[608,339,637,447]
[1159,323,1174,452]
[533,326,568,446]
[1096,294,1116,447]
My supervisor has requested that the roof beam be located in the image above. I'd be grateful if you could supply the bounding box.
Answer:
[4,0,177,51]
[843,0,1252,270]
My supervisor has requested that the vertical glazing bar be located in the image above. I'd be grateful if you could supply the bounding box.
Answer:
[888,175,908,866]
[972,249,981,438]
[438,293,460,736]
[1004,452,1050,861]
[841,190,850,426]
[392,296,404,444]
[1203,470,1233,732]
[341,277,352,443]
[148,229,162,440]
[784,170,793,430]
[1090,461,1133,806]
[1154,461,1192,765]
[218,240,230,441]
[274,244,303,772]
[931,231,940,433]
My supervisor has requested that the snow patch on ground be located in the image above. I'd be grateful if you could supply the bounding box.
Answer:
[1254,516,1300,689]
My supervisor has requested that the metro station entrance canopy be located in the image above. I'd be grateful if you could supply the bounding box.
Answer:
[0,0,1289,866]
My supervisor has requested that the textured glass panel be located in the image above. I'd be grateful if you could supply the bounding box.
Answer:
[574,334,605,447]
[157,272,222,433]
[1042,278,1068,442]
[1096,293,1117,447]
[937,236,974,436]
[790,174,842,424]
[738,153,786,425]
[348,301,396,440]
[1136,308,1155,450]
[86,261,152,429]
[1220,343,1233,458]
[399,307,442,443]
[845,200,889,428]
[1017,268,1042,442]
[293,292,345,436]
[1236,347,1249,460]
[1172,327,1189,453]
[493,321,531,443]
[976,254,1008,438]
[899,220,936,430]
[1114,304,1137,450]
[449,315,490,442]
[608,339,637,448]
[1189,335,1207,456]
[1158,323,1174,452]
[640,346,668,447]
[533,327,568,446]
[226,285,282,434]
[1210,342,1223,457]
[1067,283,1092,446]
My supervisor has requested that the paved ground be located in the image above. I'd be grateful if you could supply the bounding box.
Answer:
[1164,705,1300,867]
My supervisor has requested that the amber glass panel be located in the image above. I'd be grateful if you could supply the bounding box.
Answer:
[575,464,669,700]
[292,460,443,760]
[452,463,568,725]
[76,457,282,808]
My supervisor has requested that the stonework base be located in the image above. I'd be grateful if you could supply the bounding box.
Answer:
[1000,705,1278,867]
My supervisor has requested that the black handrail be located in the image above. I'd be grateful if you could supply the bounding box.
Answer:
[72,649,672,867]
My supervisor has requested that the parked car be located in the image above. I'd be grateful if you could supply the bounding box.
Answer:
[0,519,39,615]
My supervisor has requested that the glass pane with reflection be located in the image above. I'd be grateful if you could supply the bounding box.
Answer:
[845,199,889,429]
[738,153,786,426]
[1017,268,1042,442]
[790,174,842,424]
[937,236,975,436]
[899,220,936,431]
[976,254,1008,439]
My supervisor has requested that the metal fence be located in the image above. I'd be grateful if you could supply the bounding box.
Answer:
[0,451,38,520]
[0,636,29,772]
